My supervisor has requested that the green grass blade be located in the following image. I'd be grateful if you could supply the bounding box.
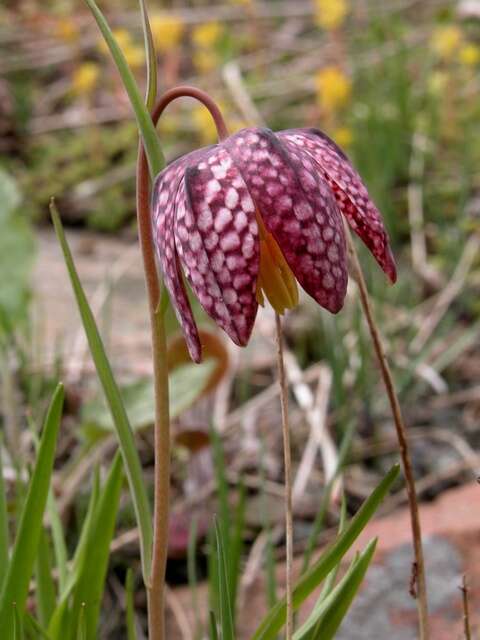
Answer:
[317,496,347,602]
[0,384,64,635]
[125,569,137,640]
[48,467,99,639]
[187,516,201,638]
[35,529,56,627]
[50,201,152,582]
[46,490,68,596]
[0,437,10,593]
[82,0,164,177]
[14,602,24,640]
[228,482,246,619]
[214,519,235,640]
[24,612,53,640]
[68,453,123,639]
[252,464,399,640]
[302,422,355,573]
[298,539,377,640]
[78,604,87,640]
[138,0,157,111]
[209,611,219,640]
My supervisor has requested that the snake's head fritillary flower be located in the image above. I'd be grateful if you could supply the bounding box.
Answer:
[152,127,396,363]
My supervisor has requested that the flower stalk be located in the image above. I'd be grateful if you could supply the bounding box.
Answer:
[345,227,430,640]
[274,313,294,640]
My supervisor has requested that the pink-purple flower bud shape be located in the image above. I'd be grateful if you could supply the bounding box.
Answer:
[152,126,396,363]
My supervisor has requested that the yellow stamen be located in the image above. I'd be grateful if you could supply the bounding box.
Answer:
[255,213,299,314]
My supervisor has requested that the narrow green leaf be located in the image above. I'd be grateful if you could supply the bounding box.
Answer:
[125,569,137,640]
[50,201,152,582]
[24,612,53,640]
[14,602,24,640]
[302,422,355,573]
[35,529,56,627]
[187,516,201,638]
[228,483,246,619]
[296,539,377,640]
[68,453,123,639]
[46,490,68,596]
[48,468,100,639]
[0,384,64,634]
[214,519,235,640]
[211,426,230,546]
[252,464,399,640]
[78,604,87,640]
[318,496,347,602]
[0,437,10,593]
[82,0,164,177]
[138,0,157,111]
[209,611,219,640]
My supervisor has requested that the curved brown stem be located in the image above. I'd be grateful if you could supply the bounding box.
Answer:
[346,227,430,640]
[153,85,229,141]
[136,89,228,640]
[137,100,169,640]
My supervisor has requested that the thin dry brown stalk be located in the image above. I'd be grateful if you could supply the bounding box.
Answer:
[346,227,430,640]
[461,574,472,640]
[274,313,294,640]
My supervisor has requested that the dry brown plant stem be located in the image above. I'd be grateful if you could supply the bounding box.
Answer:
[275,313,294,640]
[346,228,430,640]
[461,575,472,640]
[137,89,228,640]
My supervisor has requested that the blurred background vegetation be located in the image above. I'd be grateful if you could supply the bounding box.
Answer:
[1,0,480,637]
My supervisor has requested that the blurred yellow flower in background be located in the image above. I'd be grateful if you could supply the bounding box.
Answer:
[430,25,462,59]
[98,29,132,55]
[123,45,145,68]
[192,102,227,144]
[55,17,79,44]
[150,14,185,52]
[314,0,348,31]
[192,22,224,49]
[71,62,100,96]
[193,50,220,74]
[315,66,352,113]
[459,43,480,66]
[428,70,449,96]
[333,126,353,148]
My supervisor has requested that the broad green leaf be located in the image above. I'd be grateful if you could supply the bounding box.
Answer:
[0,384,64,634]
[82,0,164,177]
[67,453,123,639]
[252,464,399,640]
[138,0,157,111]
[125,569,137,640]
[35,529,56,627]
[0,438,9,593]
[81,361,215,434]
[50,202,152,582]
[214,520,235,640]
[295,539,377,640]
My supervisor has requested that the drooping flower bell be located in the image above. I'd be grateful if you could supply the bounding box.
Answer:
[152,126,396,363]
